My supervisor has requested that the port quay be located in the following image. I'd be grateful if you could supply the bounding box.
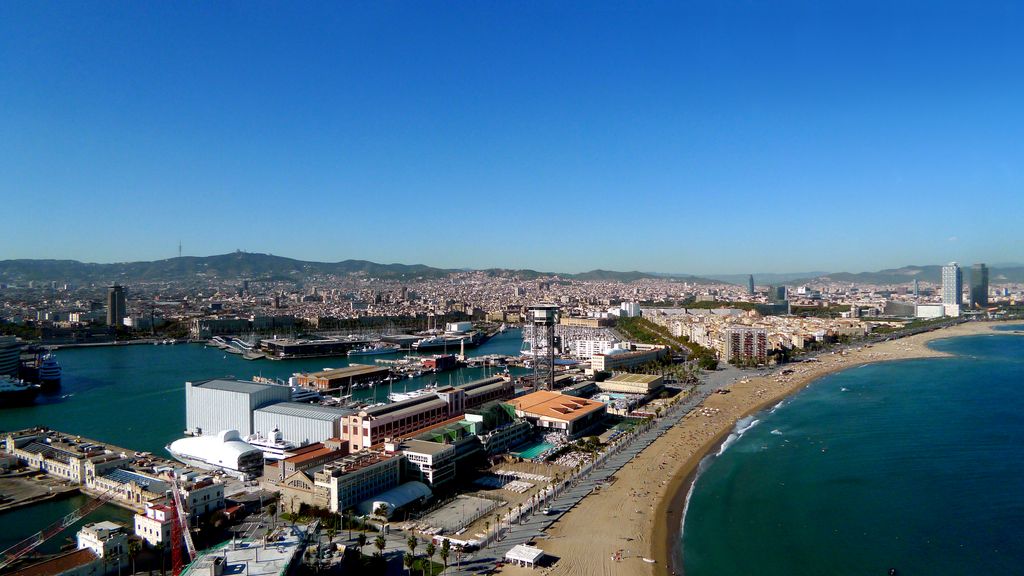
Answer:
[0,307,694,575]
[2,298,1010,574]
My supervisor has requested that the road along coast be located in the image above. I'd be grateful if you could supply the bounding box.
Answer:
[532,320,1006,576]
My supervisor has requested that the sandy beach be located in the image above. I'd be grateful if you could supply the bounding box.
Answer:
[522,320,1008,576]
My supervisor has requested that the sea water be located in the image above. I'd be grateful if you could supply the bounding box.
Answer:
[0,329,525,550]
[681,330,1024,576]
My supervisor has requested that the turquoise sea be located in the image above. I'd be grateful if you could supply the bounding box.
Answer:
[0,329,525,552]
[681,328,1024,575]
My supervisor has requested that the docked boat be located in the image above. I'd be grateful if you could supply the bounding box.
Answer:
[413,331,484,351]
[0,377,41,407]
[348,343,401,356]
[245,428,297,461]
[37,353,62,389]
[387,384,436,403]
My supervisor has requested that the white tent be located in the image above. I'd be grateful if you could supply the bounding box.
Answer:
[505,544,545,568]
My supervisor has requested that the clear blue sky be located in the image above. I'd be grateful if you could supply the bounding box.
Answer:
[2,2,1022,274]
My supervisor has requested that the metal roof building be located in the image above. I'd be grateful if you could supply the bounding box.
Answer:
[185,379,292,437]
[252,402,352,446]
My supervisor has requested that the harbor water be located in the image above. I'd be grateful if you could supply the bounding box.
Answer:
[0,329,525,551]
[680,329,1024,575]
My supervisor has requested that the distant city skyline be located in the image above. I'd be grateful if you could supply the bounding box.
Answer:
[2,3,1022,273]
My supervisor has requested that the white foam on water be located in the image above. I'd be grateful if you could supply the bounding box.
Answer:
[770,429,783,435]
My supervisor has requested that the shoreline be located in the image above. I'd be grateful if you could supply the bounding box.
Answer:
[534,320,1010,576]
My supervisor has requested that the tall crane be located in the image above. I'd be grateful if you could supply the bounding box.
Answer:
[0,488,117,571]
[170,478,197,576]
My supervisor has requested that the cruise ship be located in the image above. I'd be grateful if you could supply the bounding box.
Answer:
[0,377,41,407]
[348,343,401,356]
[18,352,62,391]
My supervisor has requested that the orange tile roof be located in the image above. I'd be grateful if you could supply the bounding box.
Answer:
[507,391,605,422]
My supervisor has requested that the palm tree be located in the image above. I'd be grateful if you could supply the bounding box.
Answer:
[439,539,450,574]
[326,525,337,547]
[403,552,415,576]
[406,533,418,558]
[374,503,389,519]
[128,539,141,576]
[267,503,277,529]
[425,542,436,576]
[374,534,386,557]
[344,509,353,540]
[517,503,523,524]
[506,507,512,529]
[357,532,367,557]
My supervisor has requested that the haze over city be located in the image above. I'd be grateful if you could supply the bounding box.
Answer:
[3,3,1023,272]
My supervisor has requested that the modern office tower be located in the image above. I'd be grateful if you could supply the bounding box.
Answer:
[747,275,755,296]
[941,263,962,306]
[912,278,920,298]
[970,263,989,308]
[769,285,787,303]
[107,284,126,326]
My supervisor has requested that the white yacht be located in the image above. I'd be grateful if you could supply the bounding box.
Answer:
[245,428,297,461]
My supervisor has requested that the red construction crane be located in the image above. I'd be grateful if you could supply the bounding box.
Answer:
[170,478,197,576]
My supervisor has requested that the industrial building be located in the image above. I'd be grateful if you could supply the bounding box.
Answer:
[185,379,292,437]
[292,365,391,391]
[341,376,514,451]
[345,395,450,451]
[252,402,351,446]
[507,391,606,438]
[598,373,664,395]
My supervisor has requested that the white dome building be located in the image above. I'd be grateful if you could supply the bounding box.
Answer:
[167,430,264,479]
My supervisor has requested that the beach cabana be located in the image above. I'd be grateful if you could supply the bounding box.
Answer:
[505,544,545,568]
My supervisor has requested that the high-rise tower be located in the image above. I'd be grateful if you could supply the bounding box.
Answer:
[107,284,126,326]
[747,275,755,296]
[941,263,962,306]
[528,304,559,390]
[970,263,989,308]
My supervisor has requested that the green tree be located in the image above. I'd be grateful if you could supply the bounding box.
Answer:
[425,542,436,576]
[357,532,368,556]
[128,539,141,576]
[155,542,166,576]
[404,552,415,576]
[440,539,451,574]
[374,534,386,557]
[406,533,418,558]
[374,503,389,518]
[267,503,277,529]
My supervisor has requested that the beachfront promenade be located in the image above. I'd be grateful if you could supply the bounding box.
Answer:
[336,364,745,574]
[442,370,737,575]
